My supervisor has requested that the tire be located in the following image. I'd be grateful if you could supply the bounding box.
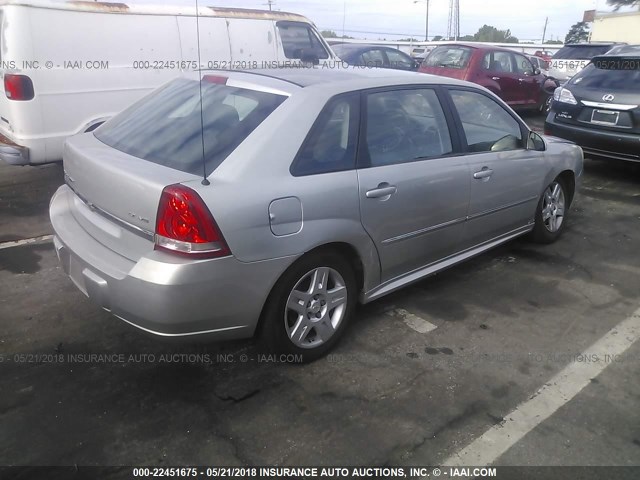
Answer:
[260,251,357,363]
[540,94,553,114]
[530,177,568,244]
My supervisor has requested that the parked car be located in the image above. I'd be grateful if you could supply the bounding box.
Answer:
[419,43,554,112]
[332,44,420,71]
[545,45,640,163]
[528,55,550,76]
[548,42,622,84]
[0,1,334,165]
[534,50,554,63]
[50,68,583,361]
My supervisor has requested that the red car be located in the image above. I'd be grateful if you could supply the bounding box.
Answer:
[420,43,555,112]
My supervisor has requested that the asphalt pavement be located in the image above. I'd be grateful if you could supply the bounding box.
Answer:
[0,113,639,473]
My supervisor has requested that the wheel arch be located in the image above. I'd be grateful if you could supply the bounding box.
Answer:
[253,241,370,338]
[557,169,576,206]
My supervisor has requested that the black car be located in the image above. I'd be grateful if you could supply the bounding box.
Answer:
[331,44,420,71]
[544,45,640,163]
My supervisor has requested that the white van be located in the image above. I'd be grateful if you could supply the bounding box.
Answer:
[0,1,335,165]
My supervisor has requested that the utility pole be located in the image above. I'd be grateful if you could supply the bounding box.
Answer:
[265,0,274,11]
[447,0,460,41]
[414,0,430,41]
[541,17,548,44]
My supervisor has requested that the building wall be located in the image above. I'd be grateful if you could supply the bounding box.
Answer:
[591,11,640,43]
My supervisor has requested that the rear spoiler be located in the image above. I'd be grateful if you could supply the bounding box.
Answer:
[590,55,640,70]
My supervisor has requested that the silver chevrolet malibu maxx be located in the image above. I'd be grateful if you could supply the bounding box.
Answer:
[50,68,583,361]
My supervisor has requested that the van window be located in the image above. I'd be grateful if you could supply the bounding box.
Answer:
[277,22,329,60]
[95,78,286,176]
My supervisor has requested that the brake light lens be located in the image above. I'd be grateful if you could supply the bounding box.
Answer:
[202,75,228,85]
[4,74,35,101]
[553,87,577,105]
[155,184,230,259]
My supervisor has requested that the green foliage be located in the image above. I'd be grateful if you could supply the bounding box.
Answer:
[472,25,519,43]
[565,22,590,44]
[321,30,354,40]
[432,35,444,41]
[607,0,639,9]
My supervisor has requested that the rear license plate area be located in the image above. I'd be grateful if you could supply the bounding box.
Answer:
[591,109,619,126]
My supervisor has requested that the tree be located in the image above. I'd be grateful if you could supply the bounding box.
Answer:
[565,22,590,44]
[398,37,420,42]
[432,35,444,41]
[607,0,639,9]
[472,25,518,43]
[320,30,354,40]
[544,39,563,44]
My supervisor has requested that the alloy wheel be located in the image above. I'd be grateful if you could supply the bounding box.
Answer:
[542,181,565,233]
[284,267,348,349]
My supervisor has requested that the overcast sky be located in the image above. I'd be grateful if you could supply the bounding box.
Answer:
[132,0,634,43]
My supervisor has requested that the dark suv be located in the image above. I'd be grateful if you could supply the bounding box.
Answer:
[544,45,640,163]
[420,43,556,112]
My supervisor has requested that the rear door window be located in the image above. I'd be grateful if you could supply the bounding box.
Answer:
[483,51,516,73]
[363,88,453,167]
[95,78,287,176]
[360,49,386,68]
[277,22,329,60]
[385,49,415,69]
[292,94,359,176]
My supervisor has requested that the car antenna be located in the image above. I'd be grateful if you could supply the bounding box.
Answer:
[195,0,210,186]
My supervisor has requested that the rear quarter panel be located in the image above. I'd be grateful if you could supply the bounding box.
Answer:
[185,87,382,291]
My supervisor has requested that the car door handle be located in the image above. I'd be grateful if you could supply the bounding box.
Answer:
[492,76,501,81]
[473,168,494,179]
[366,184,397,198]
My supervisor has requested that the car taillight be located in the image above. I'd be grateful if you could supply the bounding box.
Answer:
[4,74,34,101]
[155,184,230,259]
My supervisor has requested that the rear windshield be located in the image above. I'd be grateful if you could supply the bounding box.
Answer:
[569,63,640,92]
[424,46,473,69]
[95,78,286,176]
[553,45,613,60]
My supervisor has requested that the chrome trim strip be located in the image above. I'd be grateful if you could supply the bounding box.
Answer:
[381,196,537,245]
[114,314,249,338]
[467,196,538,221]
[363,224,533,303]
[581,100,638,111]
[64,174,155,241]
[382,216,467,245]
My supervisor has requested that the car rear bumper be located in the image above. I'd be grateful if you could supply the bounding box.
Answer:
[544,116,640,163]
[50,185,294,339]
[0,132,30,165]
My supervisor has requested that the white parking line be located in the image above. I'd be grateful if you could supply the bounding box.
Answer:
[0,235,54,250]
[437,307,640,469]
[387,308,438,334]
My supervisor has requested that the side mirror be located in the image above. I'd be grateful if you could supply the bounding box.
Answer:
[534,67,541,75]
[528,131,546,151]
[293,48,320,65]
